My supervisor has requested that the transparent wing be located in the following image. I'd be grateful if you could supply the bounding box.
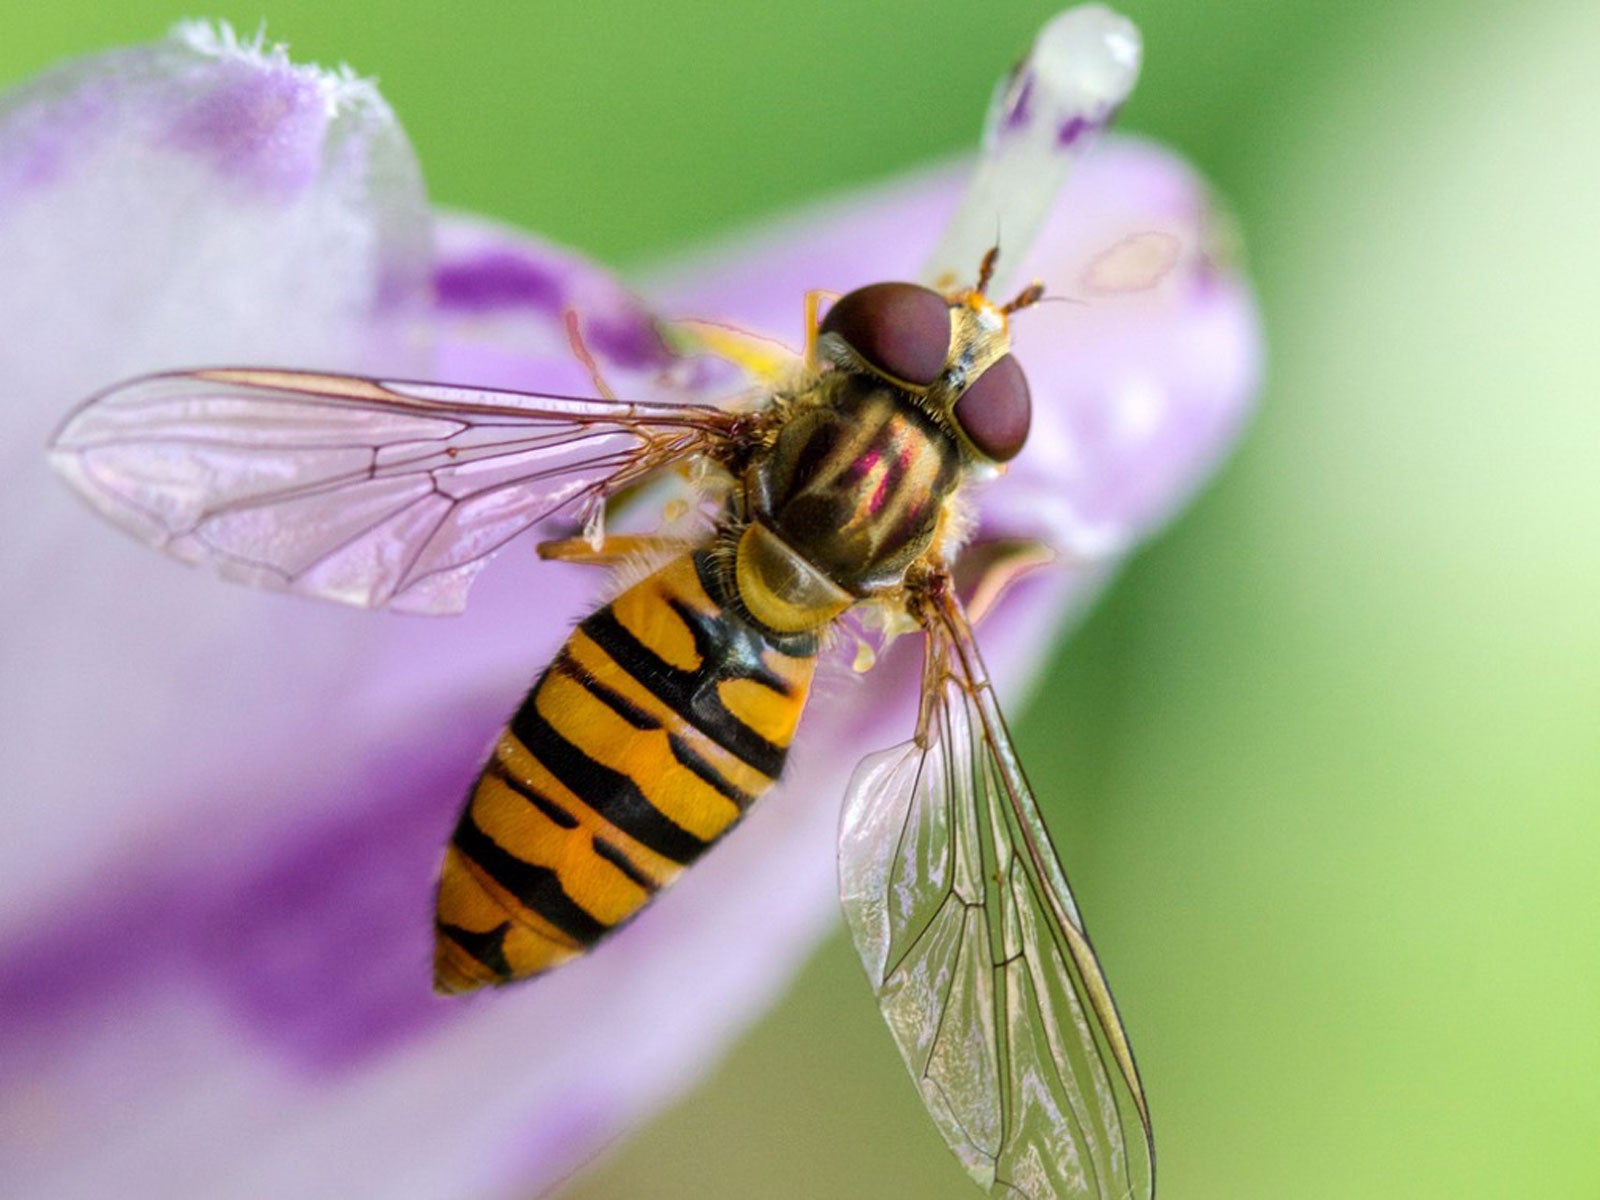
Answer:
[49,368,741,614]
[838,583,1153,1200]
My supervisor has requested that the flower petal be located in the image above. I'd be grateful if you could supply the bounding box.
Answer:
[985,138,1263,559]
[0,21,439,911]
[0,24,1260,1200]
[0,28,764,1199]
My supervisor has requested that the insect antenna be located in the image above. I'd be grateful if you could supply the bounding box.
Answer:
[1022,292,1088,311]
[974,244,1000,296]
[1000,281,1046,315]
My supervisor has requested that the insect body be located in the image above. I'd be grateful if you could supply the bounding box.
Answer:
[435,548,819,991]
[50,262,1155,1200]
[437,273,1032,992]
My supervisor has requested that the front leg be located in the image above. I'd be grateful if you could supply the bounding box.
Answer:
[537,533,697,567]
[955,538,1061,625]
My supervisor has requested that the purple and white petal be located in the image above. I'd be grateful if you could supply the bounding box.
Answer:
[0,22,440,911]
[0,26,670,1195]
[0,12,1261,1200]
[431,215,671,384]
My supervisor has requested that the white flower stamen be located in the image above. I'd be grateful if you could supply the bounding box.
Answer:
[922,4,1142,293]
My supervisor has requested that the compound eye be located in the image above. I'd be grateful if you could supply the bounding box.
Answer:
[819,282,950,386]
[952,353,1031,462]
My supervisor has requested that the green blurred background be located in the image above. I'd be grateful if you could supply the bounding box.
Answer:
[5,1,1596,1196]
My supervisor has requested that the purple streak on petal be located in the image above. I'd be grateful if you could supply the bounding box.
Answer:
[1001,71,1036,132]
[0,879,176,1086]
[0,78,113,199]
[0,705,503,1082]
[434,250,566,313]
[431,221,676,382]
[1057,113,1094,147]
[165,66,328,199]
[583,310,671,369]
[1055,101,1121,151]
[186,725,482,1072]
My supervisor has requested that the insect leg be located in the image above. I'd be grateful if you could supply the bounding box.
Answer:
[956,538,1062,625]
[802,288,840,370]
[536,533,696,567]
[564,308,619,401]
[974,244,1000,296]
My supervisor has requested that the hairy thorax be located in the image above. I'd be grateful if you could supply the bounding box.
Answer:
[733,373,963,633]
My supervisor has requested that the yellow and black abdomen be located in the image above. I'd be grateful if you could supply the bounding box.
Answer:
[434,549,818,993]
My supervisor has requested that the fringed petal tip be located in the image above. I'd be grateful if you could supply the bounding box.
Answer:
[3,20,397,204]
[168,19,388,114]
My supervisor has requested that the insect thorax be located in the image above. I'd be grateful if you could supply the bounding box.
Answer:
[736,371,962,631]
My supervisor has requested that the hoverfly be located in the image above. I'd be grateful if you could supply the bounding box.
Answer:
[49,245,1155,1198]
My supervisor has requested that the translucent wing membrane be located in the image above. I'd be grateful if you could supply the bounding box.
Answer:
[839,586,1153,1200]
[49,369,738,613]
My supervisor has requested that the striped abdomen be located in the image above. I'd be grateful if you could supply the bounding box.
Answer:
[434,550,818,993]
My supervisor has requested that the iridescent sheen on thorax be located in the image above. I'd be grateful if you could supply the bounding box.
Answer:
[747,372,962,599]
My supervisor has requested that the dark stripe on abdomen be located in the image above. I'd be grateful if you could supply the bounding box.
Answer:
[592,836,659,892]
[437,919,512,977]
[451,817,608,945]
[669,733,754,810]
[581,607,788,777]
[553,640,752,809]
[509,704,708,865]
[551,650,658,731]
[485,757,577,828]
